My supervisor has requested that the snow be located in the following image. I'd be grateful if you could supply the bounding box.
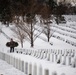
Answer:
[1,21,76,49]
[7,53,76,75]
[0,15,76,75]
[0,59,25,75]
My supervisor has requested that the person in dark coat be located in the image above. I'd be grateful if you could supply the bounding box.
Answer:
[10,38,15,52]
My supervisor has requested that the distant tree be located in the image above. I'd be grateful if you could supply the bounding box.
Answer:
[11,0,41,47]
[25,14,36,47]
[73,6,76,14]
[14,15,42,48]
[37,4,53,42]
[0,0,12,25]
[10,25,26,48]
[65,3,74,14]
[53,2,67,24]
[48,0,57,10]
[23,0,37,47]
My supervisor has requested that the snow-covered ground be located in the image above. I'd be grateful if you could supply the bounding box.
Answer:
[0,16,76,75]
[0,59,25,75]
[1,22,76,50]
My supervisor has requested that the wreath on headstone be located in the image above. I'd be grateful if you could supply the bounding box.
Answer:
[6,41,18,47]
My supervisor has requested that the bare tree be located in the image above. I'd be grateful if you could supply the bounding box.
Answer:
[43,20,53,42]
[13,15,43,48]
[10,25,26,48]
[20,0,42,47]
[10,16,27,48]
[38,4,53,42]
[20,16,42,47]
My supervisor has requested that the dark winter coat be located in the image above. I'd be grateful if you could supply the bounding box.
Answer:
[10,41,15,47]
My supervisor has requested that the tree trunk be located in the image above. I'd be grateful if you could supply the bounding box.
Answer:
[21,40,23,48]
[31,20,34,47]
[47,28,50,42]
[47,34,50,42]
[47,21,50,42]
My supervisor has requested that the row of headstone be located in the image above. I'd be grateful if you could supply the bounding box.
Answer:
[52,24,76,40]
[52,25,76,34]
[0,51,76,75]
[52,34,65,42]
[0,52,5,60]
[51,23,76,31]
[65,39,76,47]
[16,48,76,57]
[16,49,76,56]
[52,25,76,41]
[0,51,52,75]
[63,25,76,31]
[52,33,76,47]
[51,24,76,47]
[60,23,76,30]
[15,48,76,68]
[0,51,47,75]
[52,28,76,40]
[52,26,76,39]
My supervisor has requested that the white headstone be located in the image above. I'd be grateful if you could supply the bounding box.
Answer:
[25,62,28,74]
[29,64,32,75]
[45,69,49,75]
[66,56,71,65]
[16,58,18,69]
[71,57,75,68]
[61,56,66,65]
[38,65,42,75]
[22,61,24,72]
[33,64,37,75]
[46,53,50,61]
[52,71,57,75]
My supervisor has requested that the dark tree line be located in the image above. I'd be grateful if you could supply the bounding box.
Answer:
[0,0,76,47]
[0,0,76,23]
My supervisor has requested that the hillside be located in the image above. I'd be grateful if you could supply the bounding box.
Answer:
[0,16,76,50]
[0,15,76,75]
